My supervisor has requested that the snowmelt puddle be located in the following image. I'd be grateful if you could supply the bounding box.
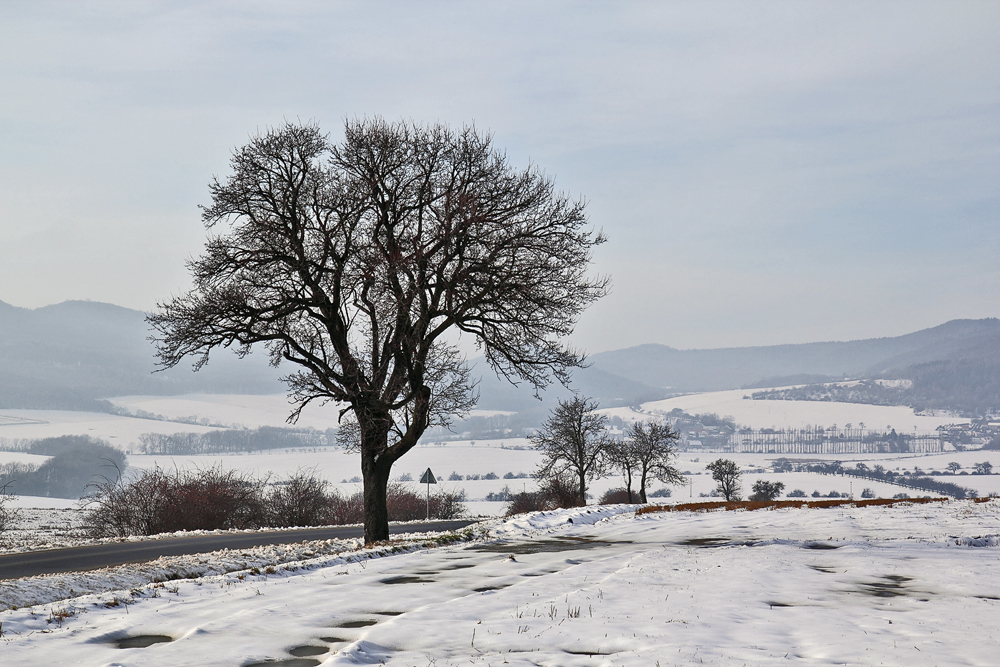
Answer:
[115,634,173,649]
[470,537,616,554]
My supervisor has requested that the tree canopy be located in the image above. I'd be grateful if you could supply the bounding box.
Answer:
[149,119,608,542]
[532,396,611,505]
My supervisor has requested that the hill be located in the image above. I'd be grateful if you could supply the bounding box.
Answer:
[2,299,996,416]
[0,299,282,409]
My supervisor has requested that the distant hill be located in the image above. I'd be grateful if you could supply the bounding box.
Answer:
[0,299,282,409]
[2,299,996,416]
[586,319,1000,393]
[475,318,1000,415]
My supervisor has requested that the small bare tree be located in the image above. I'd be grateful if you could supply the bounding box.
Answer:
[149,119,608,543]
[608,420,685,503]
[705,458,742,501]
[532,396,611,506]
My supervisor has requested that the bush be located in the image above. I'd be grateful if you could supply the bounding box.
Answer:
[483,472,499,480]
[599,488,638,504]
[0,483,21,534]
[485,486,513,502]
[268,471,331,527]
[811,490,822,498]
[448,471,463,481]
[87,467,467,537]
[504,473,579,516]
[861,487,875,498]
[749,480,785,501]
[787,489,807,498]
[893,492,911,499]
[648,488,672,498]
[86,465,269,537]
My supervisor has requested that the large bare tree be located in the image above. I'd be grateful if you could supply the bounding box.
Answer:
[149,119,608,543]
[532,396,611,505]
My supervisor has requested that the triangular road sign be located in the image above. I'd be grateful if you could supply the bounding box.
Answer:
[419,468,437,484]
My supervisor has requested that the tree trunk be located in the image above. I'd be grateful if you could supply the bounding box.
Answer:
[578,469,587,506]
[360,419,394,544]
[638,467,648,503]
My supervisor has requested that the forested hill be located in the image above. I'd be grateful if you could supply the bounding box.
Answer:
[586,318,1000,394]
[0,299,282,410]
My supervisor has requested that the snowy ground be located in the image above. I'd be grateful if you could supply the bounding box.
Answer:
[599,388,972,431]
[2,500,999,665]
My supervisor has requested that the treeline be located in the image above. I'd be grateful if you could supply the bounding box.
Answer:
[798,460,977,499]
[0,435,126,498]
[135,426,337,454]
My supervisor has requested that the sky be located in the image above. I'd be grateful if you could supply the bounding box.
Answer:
[1,1,997,353]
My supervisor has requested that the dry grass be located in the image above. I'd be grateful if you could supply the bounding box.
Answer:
[634,496,971,516]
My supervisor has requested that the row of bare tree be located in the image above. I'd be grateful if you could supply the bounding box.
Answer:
[531,396,685,505]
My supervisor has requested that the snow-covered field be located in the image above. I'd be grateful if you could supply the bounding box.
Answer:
[2,500,999,665]
[600,388,972,431]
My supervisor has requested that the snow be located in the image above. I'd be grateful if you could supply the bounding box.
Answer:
[2,500,999,665]
[622,388,971,431]
[0,408,220,448]
[109,393,346,431]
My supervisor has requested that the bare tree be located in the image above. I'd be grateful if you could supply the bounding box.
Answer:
[623,420,685,503]
[148,120,608,543]
[705,458,742,501]
[532,396,611,505]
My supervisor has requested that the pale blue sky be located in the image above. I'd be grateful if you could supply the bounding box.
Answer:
[1,1,997,351]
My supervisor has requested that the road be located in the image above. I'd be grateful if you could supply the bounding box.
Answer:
[0,520,478,580]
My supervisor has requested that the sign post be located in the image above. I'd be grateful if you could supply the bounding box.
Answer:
[419,468,437,520]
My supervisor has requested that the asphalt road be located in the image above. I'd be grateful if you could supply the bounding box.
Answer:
[0,520,478,580]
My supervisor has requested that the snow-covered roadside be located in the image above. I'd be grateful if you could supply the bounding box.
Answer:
[2,501,999,665]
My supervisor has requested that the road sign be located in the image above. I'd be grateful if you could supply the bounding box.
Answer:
[420,468,437,520]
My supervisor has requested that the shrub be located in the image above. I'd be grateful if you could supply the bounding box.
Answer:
[893,492,911,499]
[648,488,672,498]
[826,491,842,498]
[87,467,466,536]
[485,486,513,502]
[748,480,785,501]
[483,472,499,480]
[267,471,331,527]
[598,488,637,504]
[448,471,463,481]
[861,488,875,498]
[787,489,807,498]
[327,489,364,525]
[504,473,580,516]
[0,482,21,534]
[811,490,822,498]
